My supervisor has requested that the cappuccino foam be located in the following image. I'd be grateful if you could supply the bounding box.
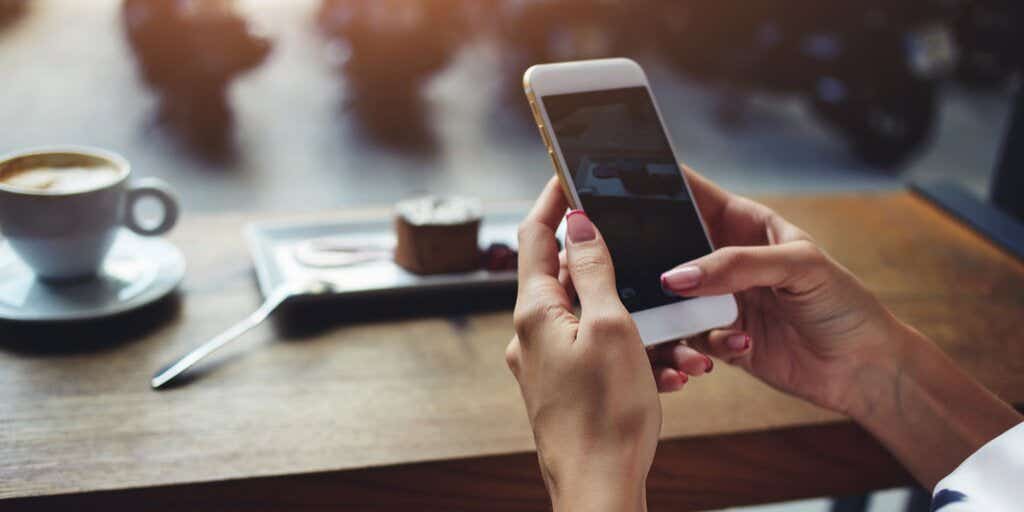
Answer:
[1,165,121,194]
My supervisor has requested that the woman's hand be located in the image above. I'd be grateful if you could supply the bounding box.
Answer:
[506,178,676,512]
[654,168,905,415]
[657,168,1022,488]
[512,170,1020,492]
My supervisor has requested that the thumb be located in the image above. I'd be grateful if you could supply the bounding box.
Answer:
[564,210,623,315]
[661,240,830,297]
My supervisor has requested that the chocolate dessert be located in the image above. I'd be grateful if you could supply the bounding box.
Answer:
[394,196,482,274]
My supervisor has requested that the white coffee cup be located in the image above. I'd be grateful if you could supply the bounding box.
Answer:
[0,146,179,282]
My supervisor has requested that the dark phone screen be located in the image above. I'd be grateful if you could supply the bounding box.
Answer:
[542,86,713,312]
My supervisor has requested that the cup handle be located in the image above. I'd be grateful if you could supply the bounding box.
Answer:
[125,178,179,236]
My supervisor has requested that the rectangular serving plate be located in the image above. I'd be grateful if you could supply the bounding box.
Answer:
[244,211,530,301]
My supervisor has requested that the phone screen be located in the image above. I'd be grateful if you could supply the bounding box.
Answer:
[541,86,713,312]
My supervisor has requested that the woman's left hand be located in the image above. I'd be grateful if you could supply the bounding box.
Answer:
[506,178,710,511]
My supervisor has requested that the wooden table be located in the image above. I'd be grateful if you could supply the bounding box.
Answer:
[2,191,1022,511]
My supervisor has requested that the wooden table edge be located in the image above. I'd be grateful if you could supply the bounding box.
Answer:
[2,418,915,511]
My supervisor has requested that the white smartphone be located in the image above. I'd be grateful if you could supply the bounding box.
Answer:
[523,57,738,346]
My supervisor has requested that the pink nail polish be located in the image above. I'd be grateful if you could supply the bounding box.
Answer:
[677,370,689,385]
[704,356,714,373]
[565,210,596,243]
[726,334,751,351]
[661,266,702,291]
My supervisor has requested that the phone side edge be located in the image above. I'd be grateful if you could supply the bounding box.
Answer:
[523,71,582,211]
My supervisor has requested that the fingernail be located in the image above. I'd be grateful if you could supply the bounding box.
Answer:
[677,370,689,385]
[704,356,714,373]
[661,266,702,291]
[726,334,751,352]
[565,210,596,243]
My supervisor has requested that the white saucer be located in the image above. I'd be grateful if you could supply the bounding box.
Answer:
[0,231,185,322]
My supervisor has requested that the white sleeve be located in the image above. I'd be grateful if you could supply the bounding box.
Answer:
[931,421,1024,511]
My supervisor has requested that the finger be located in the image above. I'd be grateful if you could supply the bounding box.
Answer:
[649,342,713,376]
[557,249,576,303]
[654,365,688,393]
[681,165,730,229]
[673,345,714,376]
[563,210,623,316]
[689,329,752,367]
[647,341,678,364]
[517,177,569,288]
[683,165,807,249]
[660,240,829,297]
[513,178,574,343]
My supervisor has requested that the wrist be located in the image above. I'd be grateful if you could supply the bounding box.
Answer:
[833,316,918,421]
[840,319,1022,486]
[550,474,647,512]
[538,432,655,512]
[544,454,649,512]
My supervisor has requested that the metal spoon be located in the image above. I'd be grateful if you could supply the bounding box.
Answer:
[151,280,333,389]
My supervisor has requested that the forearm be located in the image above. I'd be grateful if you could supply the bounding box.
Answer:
[550,483,647,512]
[847,322,1022,488]
[544,459,648,512]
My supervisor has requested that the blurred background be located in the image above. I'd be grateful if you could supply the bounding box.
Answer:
[1,2,1019,511]
[0,0,1019,214]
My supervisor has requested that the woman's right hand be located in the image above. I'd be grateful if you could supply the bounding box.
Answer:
[652,168,910,416]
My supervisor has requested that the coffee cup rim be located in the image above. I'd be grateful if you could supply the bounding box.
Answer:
[0,145,130,197]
